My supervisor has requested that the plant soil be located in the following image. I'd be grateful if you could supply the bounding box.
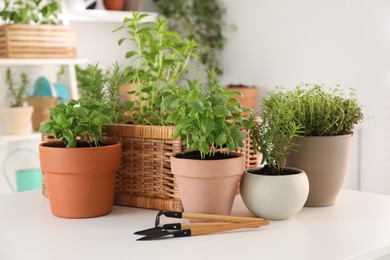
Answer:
[248,165,301,176]
[175,151,239,160]
[42,141,112,148]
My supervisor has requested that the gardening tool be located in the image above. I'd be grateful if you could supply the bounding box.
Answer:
[135,210,270,240]
[136,220,270,241]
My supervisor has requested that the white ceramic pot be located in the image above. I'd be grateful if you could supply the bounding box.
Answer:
[240,167,309,220]
[0,106,33,135]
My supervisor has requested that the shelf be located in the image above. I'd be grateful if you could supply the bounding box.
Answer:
[66,10,157,23]
[0,133,41,144]
[0,58,89,66]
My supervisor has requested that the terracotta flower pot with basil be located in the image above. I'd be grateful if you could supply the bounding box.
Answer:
[165,72,253,216]
[283,84,364,206]
[39,64,124,218]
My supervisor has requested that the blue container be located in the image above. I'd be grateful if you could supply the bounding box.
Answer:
[15,169,42,192]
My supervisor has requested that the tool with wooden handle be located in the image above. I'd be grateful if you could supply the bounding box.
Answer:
[155,210,265,227]
[134,222,230,235]
[137,220,270,241]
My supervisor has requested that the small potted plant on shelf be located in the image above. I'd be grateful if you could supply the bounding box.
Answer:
[0,68,33,135]
[167,71,254,215]
[39,63,123,218]
[226,84,259,111]
[284,83,364,206]
[0,0,76,58]
[240,86,309,220]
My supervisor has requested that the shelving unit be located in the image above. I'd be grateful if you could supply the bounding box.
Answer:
[66,10,156,23]
[0,58,89,142]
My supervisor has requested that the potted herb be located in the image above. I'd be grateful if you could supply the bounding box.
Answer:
[39,63,123,218]
[167,71,253,215]
[284,83,364,206]
[240,87,310,220]
[0,0,76,58]
[0,68,33,135]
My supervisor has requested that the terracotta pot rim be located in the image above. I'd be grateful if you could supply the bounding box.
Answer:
[246,166,305,177]
[40,140,121,150]
[171,151,243,161]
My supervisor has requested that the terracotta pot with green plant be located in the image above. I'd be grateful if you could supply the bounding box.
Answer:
[39,63,124,218]
[226,84,259,111]
[0,68,33,135]
[166,71,253,215]
[284,83,364,206]
[240,87,310,220]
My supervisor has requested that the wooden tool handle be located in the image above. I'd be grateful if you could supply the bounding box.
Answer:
[181,222,231,229]
[190,220,270,236]
[182,212,265,223]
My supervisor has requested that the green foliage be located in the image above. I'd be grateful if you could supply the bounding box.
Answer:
[152,0,226,73]
[289,83,364,136]
[250,88,304,173]
[39,63,125,148]
[161,71,252,158]
[114,13,200,125]
[5,67,29,107]
[1,0,62,25]
[251,83,364,173]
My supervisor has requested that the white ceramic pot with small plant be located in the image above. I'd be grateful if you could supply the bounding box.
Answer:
[0,68,33,135]
[240,88,309,220]
[284,84,364,206]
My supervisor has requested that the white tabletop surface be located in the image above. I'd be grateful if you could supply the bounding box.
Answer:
[1,189,390,260]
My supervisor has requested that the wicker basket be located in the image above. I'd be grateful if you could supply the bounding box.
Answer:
[0,24,77,58]
[103,124,260,211]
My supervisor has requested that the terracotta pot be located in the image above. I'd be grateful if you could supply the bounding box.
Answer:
[0,106,33,135]
[124,0,140,11]
[240,167,309,220]
[227,85,259,111]
[286,135,352,207]
[103,0,125,10]
[39,141,122,218]
[27,97,58,131]
[170,152,244,216]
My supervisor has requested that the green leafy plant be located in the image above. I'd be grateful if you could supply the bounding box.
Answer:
[114,13,200,125]
[152,0,227,73]
[250,87,304,174]
[39,63,125,148]
[290,83,364,136]
[161,70,253,158]
[5,67,29,107]
[250,83,364,174]
[1,0,62,25]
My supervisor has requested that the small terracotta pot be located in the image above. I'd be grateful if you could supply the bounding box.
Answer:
[227,85,259,111]
[39,141,122,218]
[240,167,309,220]
[27,97,58,131]
[286,135,352,207]
[103,0,125,10]
[171,152,244,216]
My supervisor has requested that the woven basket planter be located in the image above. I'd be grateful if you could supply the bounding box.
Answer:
[41,124,260,211]
[104,124,260,211]
[0,24,77,58]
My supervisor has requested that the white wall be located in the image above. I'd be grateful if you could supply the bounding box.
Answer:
[221,0,390,194]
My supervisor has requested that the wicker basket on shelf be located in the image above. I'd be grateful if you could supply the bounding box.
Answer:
[0,24,77,58]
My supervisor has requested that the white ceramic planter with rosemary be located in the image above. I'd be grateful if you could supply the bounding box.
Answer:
[240,167,309,220]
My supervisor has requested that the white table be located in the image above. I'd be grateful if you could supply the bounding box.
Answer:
[1,190,390,260]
